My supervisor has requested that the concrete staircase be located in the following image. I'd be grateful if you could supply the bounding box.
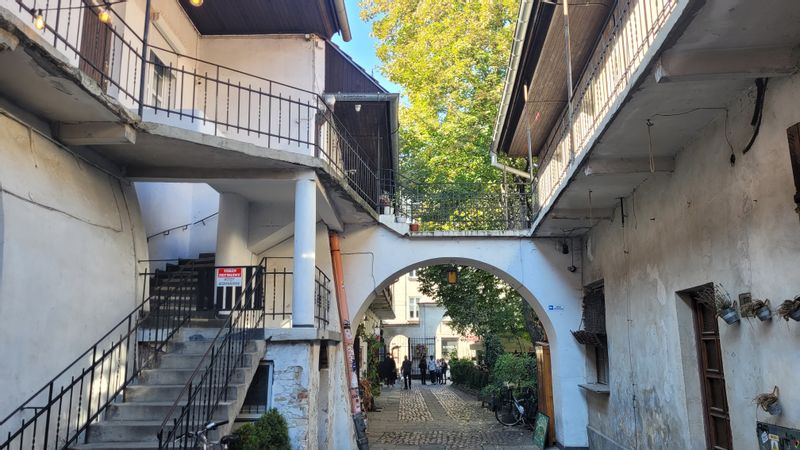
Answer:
[71,326,265,450]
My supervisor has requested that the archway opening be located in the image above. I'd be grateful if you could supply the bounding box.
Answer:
[354,262,555,449]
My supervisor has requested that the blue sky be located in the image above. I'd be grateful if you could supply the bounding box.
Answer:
[331,0,402,94]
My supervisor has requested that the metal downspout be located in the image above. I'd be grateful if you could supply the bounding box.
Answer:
[333,0,352,42]
[329,232,369,449]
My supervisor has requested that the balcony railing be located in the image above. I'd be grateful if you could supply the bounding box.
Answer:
[264,260,332,329]
[6,0,380,209]
[382,170,534,231]
[535,0,679,213]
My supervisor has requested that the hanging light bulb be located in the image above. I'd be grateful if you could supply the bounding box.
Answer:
[98,7,111,24]
[33,9,45,31]
[189,0,204,6]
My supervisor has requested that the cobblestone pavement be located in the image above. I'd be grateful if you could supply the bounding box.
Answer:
[366,383,541,450]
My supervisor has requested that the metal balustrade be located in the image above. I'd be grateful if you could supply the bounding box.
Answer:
[535,0,679,213]
[7,0,380,209]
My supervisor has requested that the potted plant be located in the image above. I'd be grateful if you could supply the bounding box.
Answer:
[379,193,393,215]
[776,297,800,322]
[409,221,420,232]
[740,298,772,321]
[754,386,781,416]
[698,283,739,325]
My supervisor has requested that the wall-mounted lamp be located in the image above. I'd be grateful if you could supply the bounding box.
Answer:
[33,9,45,30]
[447,267,458,285]
[354,104,362,113]
[189,0,204,6]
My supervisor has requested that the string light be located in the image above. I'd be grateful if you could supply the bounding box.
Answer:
[189,0,204,6]
[33,9,45,31]
[98,7,112,24]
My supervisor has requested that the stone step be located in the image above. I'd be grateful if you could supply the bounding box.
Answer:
[86,420,227,444]
[125,384,245,403]
[71,441,160,450]
[165,339,258,355]
[137,368,248,385]
[105,401,233,422]
[157,351,260,370]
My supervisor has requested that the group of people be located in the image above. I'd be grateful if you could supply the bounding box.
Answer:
[397,355,448,389]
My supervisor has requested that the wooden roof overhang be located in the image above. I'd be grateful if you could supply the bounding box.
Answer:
[497,0,615,158]
[178,0,347,38]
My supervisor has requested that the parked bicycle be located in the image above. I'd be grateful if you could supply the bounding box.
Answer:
[174,420,240,450]
[494,383,538,427]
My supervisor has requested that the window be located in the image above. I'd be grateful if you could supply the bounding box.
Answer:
[787,123,800,215]
[595,338,609,385]
[239,360,272,418]
[409,269,418,279]
[408,296,420,319]
[573,282,609,386]
[149,53,172,108]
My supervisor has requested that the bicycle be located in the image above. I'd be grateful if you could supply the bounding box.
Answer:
[494,384,538,427]
[177,420,240,450]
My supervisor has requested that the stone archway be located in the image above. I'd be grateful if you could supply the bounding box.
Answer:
[339,225,589,448]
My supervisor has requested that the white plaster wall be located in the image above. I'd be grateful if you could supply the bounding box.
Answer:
[338,225,589,447]
[267,343,319,450]
[0,113,148,416]
[582,73,800,449]
[135,182,218,265]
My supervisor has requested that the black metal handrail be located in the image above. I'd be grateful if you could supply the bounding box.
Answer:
[263,264,332,329]
[381,169,534,231]
[156,260,267,449]
[0,263,200,450]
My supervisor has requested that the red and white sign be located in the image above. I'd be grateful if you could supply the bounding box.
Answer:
[215,267,243,287]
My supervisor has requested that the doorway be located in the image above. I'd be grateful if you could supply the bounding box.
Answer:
[79,6,112,89]
[692,293,733,450]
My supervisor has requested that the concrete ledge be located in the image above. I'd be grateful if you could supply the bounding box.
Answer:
[265,327,342,343]
[579,383,610,395]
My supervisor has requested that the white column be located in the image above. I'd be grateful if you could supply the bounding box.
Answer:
[293,172,317,327]
[216,193,250,266]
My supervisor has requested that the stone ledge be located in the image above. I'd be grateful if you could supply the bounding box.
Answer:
[579,383,610,395]
[265,327,342,343]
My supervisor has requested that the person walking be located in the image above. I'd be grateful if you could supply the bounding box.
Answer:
[388,356,398,387]
[418,357,428,385]
[401,356,412,389]
[440,359,448,385]
[427,355,438,385]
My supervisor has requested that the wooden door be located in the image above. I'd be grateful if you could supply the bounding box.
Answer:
[79,6,112,89]
[535,342,555,446]
[693,299,733,450]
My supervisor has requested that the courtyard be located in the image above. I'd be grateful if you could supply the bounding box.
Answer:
[366,383,547,450]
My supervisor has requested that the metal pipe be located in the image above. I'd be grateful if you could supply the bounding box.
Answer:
[333,0,352,42]
[137,0,152,117]
[491,150,533,179]
[562,0,576,161]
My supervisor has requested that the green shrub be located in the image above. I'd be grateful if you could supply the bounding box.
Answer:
[231,409,291,450]
[483,335,504,370]
[481,353,537,399]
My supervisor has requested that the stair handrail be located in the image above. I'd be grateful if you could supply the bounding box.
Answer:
[157,259,268,449]
[0,261,201,450]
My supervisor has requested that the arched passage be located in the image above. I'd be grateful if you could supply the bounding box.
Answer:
[338,225,589,448]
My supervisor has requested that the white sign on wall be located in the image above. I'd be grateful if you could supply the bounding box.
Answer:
[216,268,243,287]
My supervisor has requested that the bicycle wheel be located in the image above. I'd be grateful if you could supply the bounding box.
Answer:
[495,398,522,426]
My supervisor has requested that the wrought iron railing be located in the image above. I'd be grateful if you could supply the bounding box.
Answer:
[535,0,679,212]
[156,263,266,450]
[382,170,534,231]
[7,0,380,209]
[263,260,332,329]
[0,264,199,450]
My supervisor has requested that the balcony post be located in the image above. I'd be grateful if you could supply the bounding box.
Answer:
[292,171,317,327]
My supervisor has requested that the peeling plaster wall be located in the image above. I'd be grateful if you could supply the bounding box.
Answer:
[267,342,320,450]
[582,73,800,449]
[0,112,148,417]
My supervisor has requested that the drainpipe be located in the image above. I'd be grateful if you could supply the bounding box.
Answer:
[329,232,369,449]
[137,0,152,117]
[333,0,352,42]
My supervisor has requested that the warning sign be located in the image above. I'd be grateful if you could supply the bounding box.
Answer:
[215,268,243,287]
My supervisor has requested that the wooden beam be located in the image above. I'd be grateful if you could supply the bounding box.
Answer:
[58,122,136,145]
[583,158,674,176]
[655,47,800,83]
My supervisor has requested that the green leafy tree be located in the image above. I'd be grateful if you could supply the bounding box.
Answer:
[360,0,531,230]
[416,266,544,343]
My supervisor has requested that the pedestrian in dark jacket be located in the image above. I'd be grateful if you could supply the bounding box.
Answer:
[401,356,413,389]
[418,358,427,385]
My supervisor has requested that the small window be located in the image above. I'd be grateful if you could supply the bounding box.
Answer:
[409,269,418,279]
[239,360,272,419]
[595,337,609,385]
[408,297,420,319]
[319,341,329,370]
[148,53,172,108]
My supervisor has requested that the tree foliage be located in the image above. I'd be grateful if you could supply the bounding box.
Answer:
[415,266,543,342]
[360,0,525,185]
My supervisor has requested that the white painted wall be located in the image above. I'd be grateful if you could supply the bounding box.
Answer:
[338,225,589,448]
[135,182,218,266]
[582,73,800,450]
[0,112,148,417]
